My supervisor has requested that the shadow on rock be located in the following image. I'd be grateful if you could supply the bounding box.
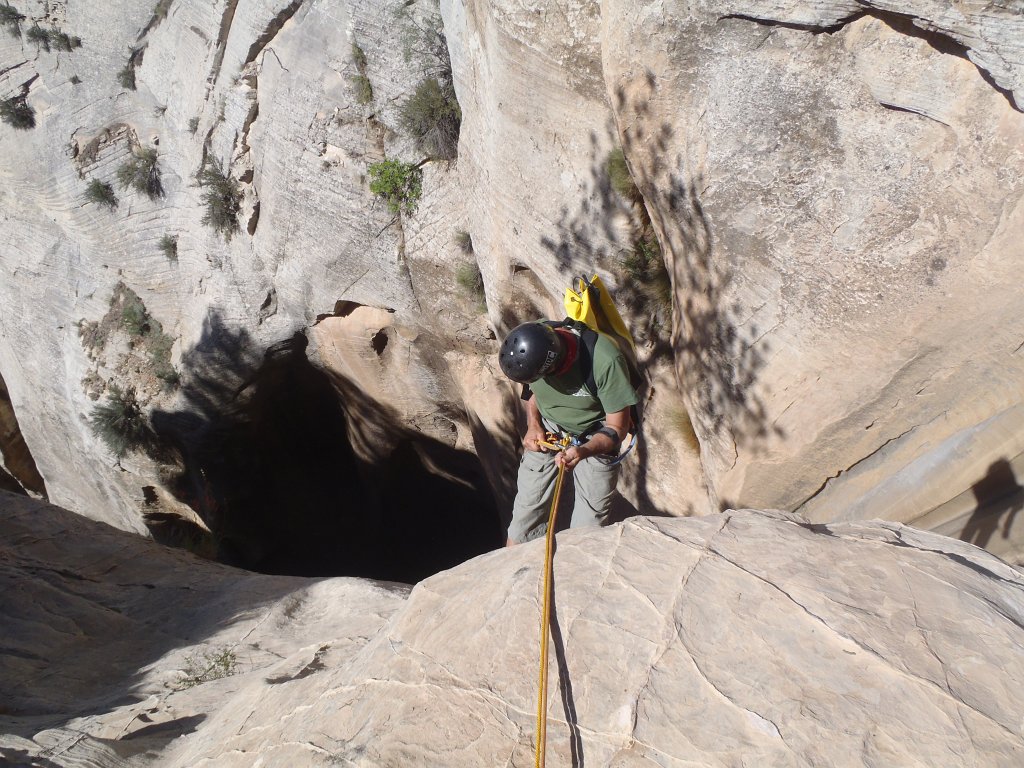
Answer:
[151,311,503,583]
[961,458,1024,550]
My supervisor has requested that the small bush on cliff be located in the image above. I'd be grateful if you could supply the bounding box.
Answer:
[456,262,486,312]
[154,0,173,21]
[90,385,150,458]
[51,31,82,51]
[454,229,472,254]
[26,24,50,50]
[350,74,373,105]
[0,4,25,36]
[158,234,178,261]
[620,235,671,325]
[85,179,118,210]
[118,64,136,91]
[0,95,34,129]
[350,42,372,105]
[368,159,422,215]
[399,77,460,161]
[174,647,238,690]
[606,147,641,201]
[198,159,242,239]
[117,146,163,199]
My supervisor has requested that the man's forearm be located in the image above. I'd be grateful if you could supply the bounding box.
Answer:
[525,396,543,431]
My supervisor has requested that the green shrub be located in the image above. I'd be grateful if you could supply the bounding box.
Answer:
[117,147,162,199]
[121,292,150,337]
[621,235,671,313]
[0,4,24,36]
[198,160,242,239]
[454,229,473,254]
[51,31,81,51]
[158,234,178,261]
[456,262,486,312]
[606,147,641,201]
[187,116,199,134]
[118,65,136,90]
[350,74,373,105]
[352,42,367,71]
[399,77,461,161]
[89,385,150,458]
[85,179,118,210]
[368,159,422,215]
[154,0,173,20]
[147,330,177,388]
[0,96,34,129]
[174,647,238,690]
[26,24,50,50]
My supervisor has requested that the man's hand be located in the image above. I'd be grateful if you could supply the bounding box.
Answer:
[556,445,589,471]
[523,426,548,452]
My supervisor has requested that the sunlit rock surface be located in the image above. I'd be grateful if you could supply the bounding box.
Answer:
[3,491,1023,766]
[1,0,1023,563]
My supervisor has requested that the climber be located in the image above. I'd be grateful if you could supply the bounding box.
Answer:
[499,320,639,545]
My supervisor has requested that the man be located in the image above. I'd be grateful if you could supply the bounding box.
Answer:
[498,320,639,545]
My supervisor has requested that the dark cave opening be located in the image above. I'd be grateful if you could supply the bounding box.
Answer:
[150,314,503,583]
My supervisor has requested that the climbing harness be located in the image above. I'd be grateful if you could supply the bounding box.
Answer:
[536,433,572,768]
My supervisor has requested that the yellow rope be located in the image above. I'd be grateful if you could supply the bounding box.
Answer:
[536,439,569,768]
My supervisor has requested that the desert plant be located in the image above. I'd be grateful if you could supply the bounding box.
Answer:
[120,292,150,337]
[118,65,136,90]
[50,31,81,51]
[198,159,242,239]
[174,647,238,690]
[369,160,422,216]
[154,0,173,20]
[0,95,34,129]
[606,147,641,201]
[0,3,24,36]
[26,23,50,50]
[351,42,367,71]
[158,234,178,261]
[117,146,162,198]
[454,229,472,254]
[455,261,486,311]
[187,116,199,134]
[350,74,373,105]
[84,179,118,210]
[147,330,177,387]
[399,77,460,160]
[70,74,81,85]
[89,385,150,458]
[621,235,672,324]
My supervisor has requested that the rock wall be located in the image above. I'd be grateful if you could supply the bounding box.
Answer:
[3,491,1024,765]
[1,0,1023,558]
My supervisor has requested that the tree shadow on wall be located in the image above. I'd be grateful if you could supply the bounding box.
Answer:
[533,76,780,515]
[612,76,782,464]
[150,311,503,583]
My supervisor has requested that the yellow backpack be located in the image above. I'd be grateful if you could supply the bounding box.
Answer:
[562,274,643,461]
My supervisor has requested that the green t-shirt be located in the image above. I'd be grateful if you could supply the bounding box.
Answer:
[530,329,638,436]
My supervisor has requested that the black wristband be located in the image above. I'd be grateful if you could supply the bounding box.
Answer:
[594,426,621,448]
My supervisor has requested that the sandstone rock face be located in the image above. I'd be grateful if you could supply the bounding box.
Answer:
[1,0,1023,560]
[3,491,1024,766]
[0,0,500,539]
[591,1,1024,533]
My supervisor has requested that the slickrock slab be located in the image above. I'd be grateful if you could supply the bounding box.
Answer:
[3,492,1023,766]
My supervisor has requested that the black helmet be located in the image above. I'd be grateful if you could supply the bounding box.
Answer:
[499,322,565,383]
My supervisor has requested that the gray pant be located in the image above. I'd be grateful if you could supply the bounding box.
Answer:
[507,448,620,544]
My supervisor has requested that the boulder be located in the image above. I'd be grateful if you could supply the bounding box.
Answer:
[3,490,1024,766]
